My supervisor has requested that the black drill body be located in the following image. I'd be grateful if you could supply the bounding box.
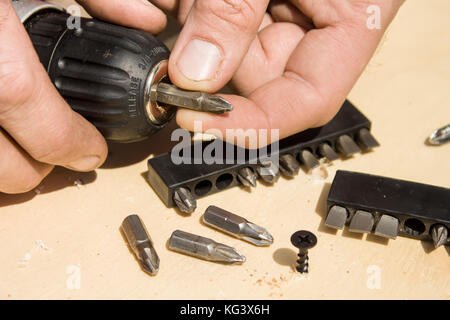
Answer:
[25,12,174,142]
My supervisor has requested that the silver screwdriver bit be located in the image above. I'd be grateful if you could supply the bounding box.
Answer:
[168,230,246,264]
[431,224,448,248]
[121,215,160,276]
[256,159,280,184]
[237,167,257,188]
[428,124,450,146]
[298,149,320,170]
[336,135,361,157]
[348,210,375,233]
[318,143,339,161]
[203,205,274,246]
[356,128,380,151]
[173,187,197,214]
[374,214,399,239]
[279,154,300,177]
[155,82,233,114]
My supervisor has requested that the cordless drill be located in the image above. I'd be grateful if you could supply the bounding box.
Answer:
[12,0,232,143]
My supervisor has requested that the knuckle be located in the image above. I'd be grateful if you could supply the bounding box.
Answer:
[197,0,257,33]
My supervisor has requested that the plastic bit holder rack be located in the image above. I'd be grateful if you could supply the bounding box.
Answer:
[147,100,379,212]
[326,170,450,246]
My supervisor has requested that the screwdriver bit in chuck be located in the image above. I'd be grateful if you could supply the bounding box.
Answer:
[154,83,233,114]
[168,230,246,264]
[203,206,274,246]
[121,215,160,276]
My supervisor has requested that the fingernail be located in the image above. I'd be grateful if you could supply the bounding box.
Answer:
[141,0,153,6]
[68,155,101,172]
[176,39,222,81]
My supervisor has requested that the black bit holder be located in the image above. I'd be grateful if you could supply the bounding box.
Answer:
[326,170,450,246]
[147,100,379,210]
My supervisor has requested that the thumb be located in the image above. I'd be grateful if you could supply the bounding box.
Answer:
[169,0,269,92]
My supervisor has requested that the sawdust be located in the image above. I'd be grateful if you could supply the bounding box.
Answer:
[254,273,290,290]
[311,164,329,182]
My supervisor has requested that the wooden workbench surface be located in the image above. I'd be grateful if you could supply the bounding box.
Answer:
[0,0,449,299]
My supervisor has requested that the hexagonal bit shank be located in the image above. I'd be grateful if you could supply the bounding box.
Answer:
[168,230,246,264]
[203,206,273,246]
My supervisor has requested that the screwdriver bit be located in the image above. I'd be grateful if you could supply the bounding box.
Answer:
[121,215,160,276]
[168,230,246,264]
[325,206,348,230]
[431,224,448,248]
[298,149,320,171]
[203,206,274,246]
[348,210,375,233]
[237,167,257,188]
[318,143,339,161]
[256,159,280,184]
[374,215,399,239]
[428,124,450,146]
[356,128,380,151]
[155,82,233,114]
[279,154,300,177]
[336,135,361,157]
[173,187,197,214]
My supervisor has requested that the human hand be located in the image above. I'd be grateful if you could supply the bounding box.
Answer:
[0,0,167,193]
[164,0,404,146]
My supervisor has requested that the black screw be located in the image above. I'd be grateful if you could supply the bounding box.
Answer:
[290,230,317,273]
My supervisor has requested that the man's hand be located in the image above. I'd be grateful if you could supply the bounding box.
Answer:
[0,0,166,193]
[167,0,404,146]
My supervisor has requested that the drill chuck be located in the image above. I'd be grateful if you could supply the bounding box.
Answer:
[16,0,175,142]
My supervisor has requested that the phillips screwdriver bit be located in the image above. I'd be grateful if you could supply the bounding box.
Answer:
[279,154,300,177]
[121,215,160,276]
[155,82,233,114]
[431,224,448,248]
[428,124,450,146]
[203,206,274,246]
[168,230,246,264]
[256,159,280,184]
[173,187,197,214]
[237,167,257,188]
